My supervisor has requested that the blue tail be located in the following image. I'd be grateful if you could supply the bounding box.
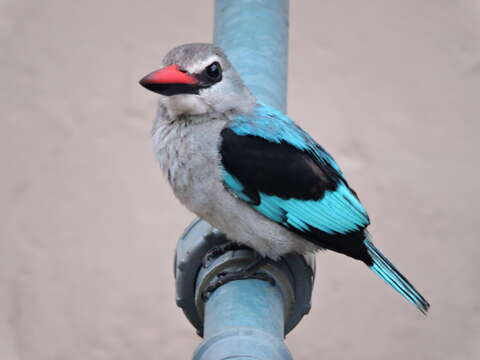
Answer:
[364,238,430,314]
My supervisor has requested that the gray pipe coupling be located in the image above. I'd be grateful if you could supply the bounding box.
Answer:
[175,218,316,337]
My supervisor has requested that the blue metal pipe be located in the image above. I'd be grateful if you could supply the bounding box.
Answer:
[214,0,289,112]
[203,280,285,339]
[194,279,292,360]
[191,1,292,359]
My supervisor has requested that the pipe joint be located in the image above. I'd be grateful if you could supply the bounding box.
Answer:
[175,219,315,338]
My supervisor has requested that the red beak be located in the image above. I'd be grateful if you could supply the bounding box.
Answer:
[139,64,200,96]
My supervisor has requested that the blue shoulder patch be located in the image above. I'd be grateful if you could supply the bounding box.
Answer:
[231,104,343,174]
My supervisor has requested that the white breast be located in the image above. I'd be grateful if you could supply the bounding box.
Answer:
[152,112,228,218]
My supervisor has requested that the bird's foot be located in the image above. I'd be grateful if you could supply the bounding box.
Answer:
[202,242,250,268]
[201,257,275,301]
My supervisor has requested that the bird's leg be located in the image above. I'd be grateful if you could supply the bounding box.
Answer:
[202,242,250,268]
[201,257,276,301]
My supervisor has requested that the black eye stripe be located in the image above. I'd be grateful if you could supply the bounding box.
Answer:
[194,61,223,87]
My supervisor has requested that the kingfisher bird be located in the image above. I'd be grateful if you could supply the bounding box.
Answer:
[139,43,430,313]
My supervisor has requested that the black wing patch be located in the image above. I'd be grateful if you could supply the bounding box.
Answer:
[220,128,341,204]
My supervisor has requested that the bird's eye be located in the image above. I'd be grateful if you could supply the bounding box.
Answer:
[205,61,222,80]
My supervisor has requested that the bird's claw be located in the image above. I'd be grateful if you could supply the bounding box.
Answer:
[201,269,276,302]
[202,243,249,268]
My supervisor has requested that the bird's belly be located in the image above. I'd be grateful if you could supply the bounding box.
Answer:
[179,175,318,259]
[172,165,221,218]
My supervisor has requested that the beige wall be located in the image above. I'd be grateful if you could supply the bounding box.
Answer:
[1,1,479,359]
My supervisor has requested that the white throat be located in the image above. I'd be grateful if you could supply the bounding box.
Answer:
[162,95,211,119]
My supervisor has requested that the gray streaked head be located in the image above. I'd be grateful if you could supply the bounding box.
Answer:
[162,43,232,72]
[140,43,256,118]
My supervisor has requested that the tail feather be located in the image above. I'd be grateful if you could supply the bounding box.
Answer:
[364,238,430,314]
